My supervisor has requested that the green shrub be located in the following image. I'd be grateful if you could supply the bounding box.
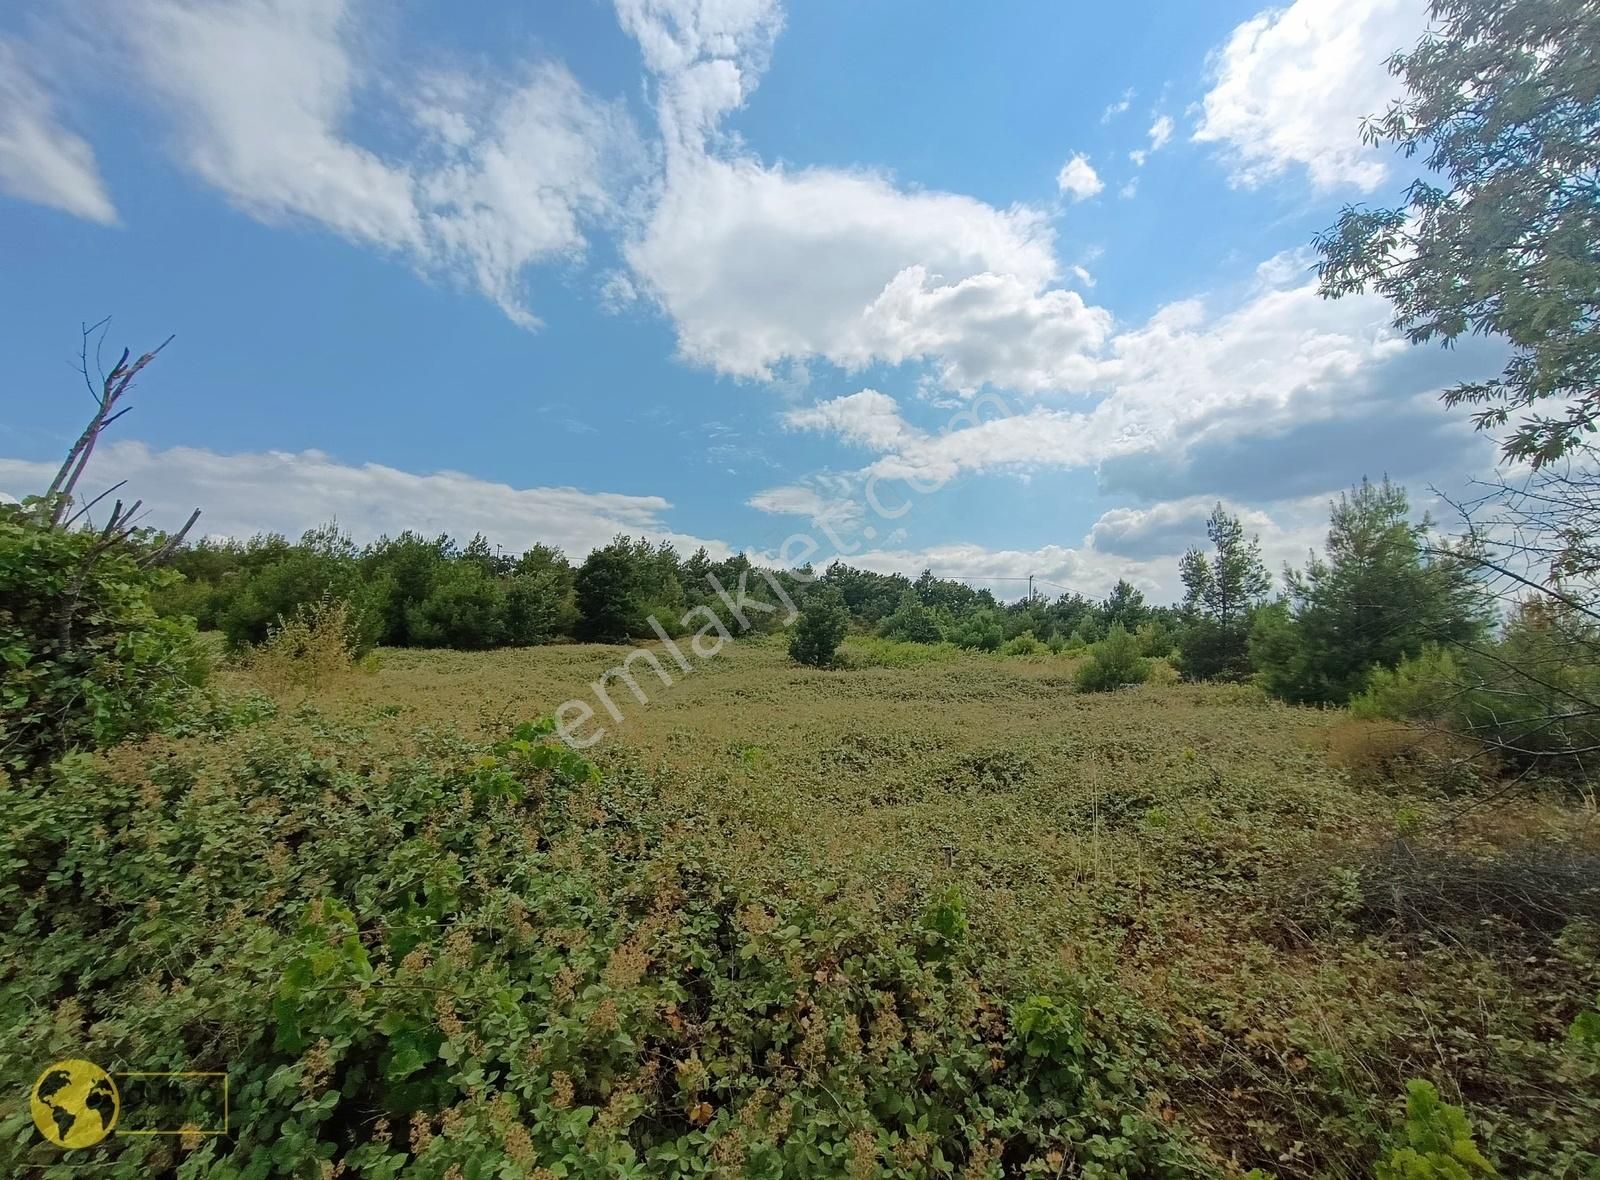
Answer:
[1132,621,1171,658]
[789,590,849,667]
[219,525,379,652]
[502,570,565,644]
[0,712,1198,1178]
[1376,1080,1497,1179]
[406,568,508,649]
[1075,624,1151,693]
[1145,657,1181,686]
[1350,646,1466,723]
[1175,617,1255,682]
[877,591,943,643]
[1350,608,1600,781]
[949,611,1003,651]
[242,594,366,695]
[1001,629,1042,656]
[0,504,210,776]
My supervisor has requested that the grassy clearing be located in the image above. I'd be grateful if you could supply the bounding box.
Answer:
[246,636,1600,1177]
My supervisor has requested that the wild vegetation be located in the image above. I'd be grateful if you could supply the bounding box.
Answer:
[6,604,1597,1177]
[5,0,1600,1176]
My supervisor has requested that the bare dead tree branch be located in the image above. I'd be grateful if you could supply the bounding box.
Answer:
[61,479,128,530]
[42,331,175,526]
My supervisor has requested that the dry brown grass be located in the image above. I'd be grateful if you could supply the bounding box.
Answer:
[1323,717,1480,786]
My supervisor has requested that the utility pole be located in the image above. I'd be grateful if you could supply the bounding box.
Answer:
[1027,573,1034,603]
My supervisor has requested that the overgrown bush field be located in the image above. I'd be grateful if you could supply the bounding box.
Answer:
[5,635,1598,1177]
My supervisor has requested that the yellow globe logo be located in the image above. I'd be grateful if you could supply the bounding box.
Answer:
[30,1059,120,1149]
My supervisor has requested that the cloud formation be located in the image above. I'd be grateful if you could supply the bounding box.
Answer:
[1056,153,1103,200]
[0,441,730,559]
[68,0,642,327]
[1147,114,1173,152]
[616,0,1113,393]
[778,253,1502,503]
[1194,0,1423,191]
[0,37,117,223]
[624,152,1109,387]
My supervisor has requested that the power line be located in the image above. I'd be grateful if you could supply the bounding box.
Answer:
[922,573,1087,600]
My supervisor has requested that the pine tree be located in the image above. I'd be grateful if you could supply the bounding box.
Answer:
[789,590,850,667]
[1176,505,1271,681]
[1253,478,1490,703]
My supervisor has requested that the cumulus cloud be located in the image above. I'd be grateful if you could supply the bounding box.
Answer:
[784,389,915,451]
[857,268,1111,393]
[0,441,729,558]
[1194,0,1424,191]
[1088,497,1297,561]
[0,38,117,223]
[614,0,783,145]
[616,0,1110,393]
[779,249,1503,502]
[104,0,640,326]
[624,152,1107,387]
[1055,153,1103,200]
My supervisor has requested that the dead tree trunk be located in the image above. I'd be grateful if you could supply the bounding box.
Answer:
[34,320,200,561]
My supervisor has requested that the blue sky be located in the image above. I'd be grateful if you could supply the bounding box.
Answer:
[0,0,1503,599]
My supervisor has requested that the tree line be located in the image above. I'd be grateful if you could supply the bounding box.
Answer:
[156,472,1507,711]
[156,524,1181,657]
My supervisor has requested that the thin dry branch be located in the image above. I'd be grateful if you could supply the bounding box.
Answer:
[43,330,174,525]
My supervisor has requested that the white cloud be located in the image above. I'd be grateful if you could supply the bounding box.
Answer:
[1253,245,1317,288]
[1129,149,1147,168]
[1147,114,1174,151]
[109,0,639,326]
[1194,0,1423,191]
[1055,153,1103,200]
[783,389,916,452]
[122,0,422,249]
[746,473,864,529]
[0,38,117,223]
[613,0,784,145]
[597,269,640,313]
[856,267,1110,394]
[746,483,830,517]
[617,0,1109,393]
[781,248,1500,502]
[625,152,1103,387]
[1088,496,1304,562]
[1101,88,1135,122]
[0,441,729,559]
[413,64,641,328]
